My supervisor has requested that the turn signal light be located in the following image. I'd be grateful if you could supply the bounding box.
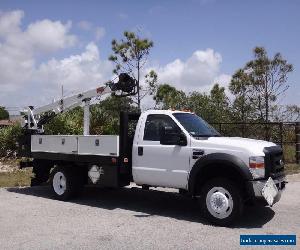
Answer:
[249,156,265,168]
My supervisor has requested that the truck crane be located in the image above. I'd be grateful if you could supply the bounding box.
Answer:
[18,73,286,226]
[22,73,137,134]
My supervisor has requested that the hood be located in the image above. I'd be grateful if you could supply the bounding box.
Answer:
[191,136,276,156]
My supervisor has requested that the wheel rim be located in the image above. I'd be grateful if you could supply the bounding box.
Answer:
[206,186,233,219]
[53,171,67,196]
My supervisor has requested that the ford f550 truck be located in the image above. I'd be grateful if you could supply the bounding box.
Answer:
[19,74,286,226]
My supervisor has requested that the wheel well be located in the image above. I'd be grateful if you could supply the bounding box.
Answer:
[31,159,53,186]
[32,160,89,186]
[192,163,248,198]
[50,162,89,184]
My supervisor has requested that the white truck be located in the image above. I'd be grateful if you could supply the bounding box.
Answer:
[19,74,286,226]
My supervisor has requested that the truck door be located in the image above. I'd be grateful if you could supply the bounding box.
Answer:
[132,114,190,189]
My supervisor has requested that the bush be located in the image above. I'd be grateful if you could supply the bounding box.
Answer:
[44,107,84,135]
[44,96,136,136]
[0,124,23,157]
[0,106,9,120]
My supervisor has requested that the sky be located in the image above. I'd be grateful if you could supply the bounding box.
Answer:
[0,0,299,113]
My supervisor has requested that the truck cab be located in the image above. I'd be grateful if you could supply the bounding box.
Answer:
[19,109,286,226]
[130,110,286,225]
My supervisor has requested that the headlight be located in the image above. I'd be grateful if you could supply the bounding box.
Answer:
[249,156,265,179]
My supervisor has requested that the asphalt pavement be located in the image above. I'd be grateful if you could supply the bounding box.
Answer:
[0,175,299,250]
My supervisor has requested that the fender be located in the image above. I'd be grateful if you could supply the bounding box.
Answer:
[188,153,252,194]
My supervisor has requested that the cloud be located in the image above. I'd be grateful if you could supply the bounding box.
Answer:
[152,48,231,93]
[0,41,113,108]
[0,9,23,35]
[140,49,231,109]
[213,74,232,87]
[0,10,111,109]
[26,20,76,52]
[95,27,105,41]
[35,42,112,91]
[0,10,232,111]
[0,10,77,93]
[0,10,76,54]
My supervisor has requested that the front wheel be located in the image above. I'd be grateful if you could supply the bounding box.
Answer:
[50,166,82,200]
[199,178,243,226]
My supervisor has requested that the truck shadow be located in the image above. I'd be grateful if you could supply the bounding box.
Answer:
[7,185,274,229]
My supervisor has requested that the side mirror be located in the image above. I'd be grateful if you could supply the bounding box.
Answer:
[160,126,187,146]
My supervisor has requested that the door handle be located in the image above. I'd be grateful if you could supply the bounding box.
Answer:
[138,146,143,156]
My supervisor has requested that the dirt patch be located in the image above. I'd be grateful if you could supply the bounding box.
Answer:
[0,159,19,173]
[0,163,15,173]
[287,173,300,182]
[0,159,32,187]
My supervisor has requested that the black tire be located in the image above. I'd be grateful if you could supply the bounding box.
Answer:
[50,166,83,201]
[199,178,243,226]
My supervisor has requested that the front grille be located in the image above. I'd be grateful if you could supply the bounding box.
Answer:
[264,146,285,178]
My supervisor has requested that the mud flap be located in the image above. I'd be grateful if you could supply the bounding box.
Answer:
[31,159,52,186]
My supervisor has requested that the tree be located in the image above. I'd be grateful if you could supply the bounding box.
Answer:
[229,69,255,122]
[187,84,231,124]
[187,91,212,122]
[109,31,154,110]
[143,70,158,99]
[0,124,23,157]
[90,96,137,135]
[272,105,300,122]
[0,106,9,120]
[209,84,230,123]
[154,84,187,109]
[154,83,231,124]
[231,47,293,122]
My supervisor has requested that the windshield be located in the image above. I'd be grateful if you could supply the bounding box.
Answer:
[173,113,220,137]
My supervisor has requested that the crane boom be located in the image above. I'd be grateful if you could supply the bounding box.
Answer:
[32,85,110,116]
[22,73,137,134]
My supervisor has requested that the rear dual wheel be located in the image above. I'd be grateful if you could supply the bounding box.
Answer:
[50,166,83,201]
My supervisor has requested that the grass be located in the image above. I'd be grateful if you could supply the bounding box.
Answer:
[284,163,300,175]
[282,144,297,163]
[0,169,32,188]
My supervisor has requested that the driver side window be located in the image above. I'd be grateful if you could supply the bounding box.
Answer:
[143,114,179,141]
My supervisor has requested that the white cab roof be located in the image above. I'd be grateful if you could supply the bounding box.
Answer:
[143,110,192,116]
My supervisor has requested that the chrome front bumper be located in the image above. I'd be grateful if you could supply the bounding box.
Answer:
[248,176,286,205]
